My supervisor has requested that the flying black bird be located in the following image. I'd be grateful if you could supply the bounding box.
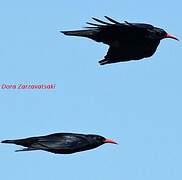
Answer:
[1,132,117,154]
[61,16,178,65]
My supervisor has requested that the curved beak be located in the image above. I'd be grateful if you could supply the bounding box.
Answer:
[103,138,118,144]
[165,33,179,41]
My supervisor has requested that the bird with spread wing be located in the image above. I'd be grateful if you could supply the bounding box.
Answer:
[61,16,178,65]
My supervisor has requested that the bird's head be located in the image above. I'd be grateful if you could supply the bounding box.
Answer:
[151,27,179,41]
[86,134,118,146]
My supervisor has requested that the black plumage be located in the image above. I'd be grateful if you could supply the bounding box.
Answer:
[1,132,117,154]
[61,16,178,65]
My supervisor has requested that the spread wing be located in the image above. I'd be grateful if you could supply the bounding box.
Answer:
[99,40,160,65]
[84,16,155,45]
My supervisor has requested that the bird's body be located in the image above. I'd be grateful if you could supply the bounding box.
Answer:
[1,132,117,154]
[61,16,178,65]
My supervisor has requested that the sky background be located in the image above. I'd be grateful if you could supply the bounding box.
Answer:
[0,1,181,180]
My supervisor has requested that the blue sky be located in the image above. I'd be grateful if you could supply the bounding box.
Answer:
[0,1,181,180]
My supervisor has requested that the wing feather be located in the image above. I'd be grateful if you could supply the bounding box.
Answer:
[92,17,111,25]
[104,16,121,24]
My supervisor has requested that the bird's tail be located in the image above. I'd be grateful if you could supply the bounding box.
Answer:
[1,139,28,146]
[1,137,36,146]
[1,140,16,144]
[61,30,95,38]
[2,139,40,152]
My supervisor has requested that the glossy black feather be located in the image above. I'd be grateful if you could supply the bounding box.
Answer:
[1,133,114,154]
[61,16,172,65]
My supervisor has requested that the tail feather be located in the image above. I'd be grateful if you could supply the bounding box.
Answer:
[61,30,95,38]
[1,140,16,144]
[1,138,35,146]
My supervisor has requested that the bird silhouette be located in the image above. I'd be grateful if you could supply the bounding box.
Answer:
[2,132,117,154]
[61,16,178,65]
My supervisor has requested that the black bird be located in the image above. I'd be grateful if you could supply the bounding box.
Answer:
[61,16,178,65]
[1,132,117,154]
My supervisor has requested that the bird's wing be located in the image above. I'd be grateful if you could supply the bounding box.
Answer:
[85,16,154,44]
[30,134,90,151]
[86,16,154,30]
[99,40,160,65]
